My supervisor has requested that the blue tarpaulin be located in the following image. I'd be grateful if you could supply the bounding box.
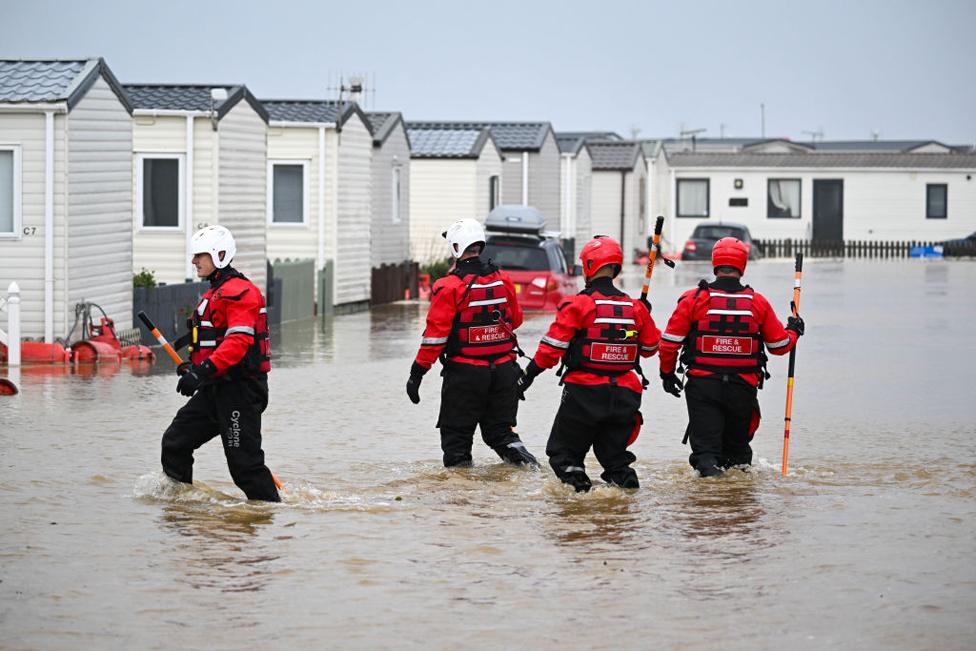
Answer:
[909,245,944,258]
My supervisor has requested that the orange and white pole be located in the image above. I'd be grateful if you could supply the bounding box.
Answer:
[781,254,803,476]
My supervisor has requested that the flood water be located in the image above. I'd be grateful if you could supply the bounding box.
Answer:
[2,259,975,650]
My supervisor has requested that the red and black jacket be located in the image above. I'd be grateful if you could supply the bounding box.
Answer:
[532,277,660,393]
[186,267,271,380]
[659,277,797,388]
[414,258,523,369]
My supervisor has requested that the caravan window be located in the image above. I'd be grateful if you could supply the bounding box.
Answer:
[0,147,20,236]
[767,179,801,218]
[392,166,402,223]
[139,155,182,229]
[676,179,709,218]
[270,161,308,224]
[926,184,947,219]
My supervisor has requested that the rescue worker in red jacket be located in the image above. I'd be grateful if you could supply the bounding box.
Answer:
[160,225,280,502]
[659,237,805,477]
[406,218,539,468]
[517,236,661,492]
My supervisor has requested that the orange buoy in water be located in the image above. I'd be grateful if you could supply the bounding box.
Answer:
[0,378,18,395]
[0,341,71,364]
[122,345,155,361]
[71,340,122,364]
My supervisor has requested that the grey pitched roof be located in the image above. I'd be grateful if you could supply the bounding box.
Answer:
[406,121,552,151]
[126,83,268,122]
[667,152,976,169]
[802,140,952,153]
[366,111,406,146]
[406,126,495,158]
[260,99,368,131]
[0,58,132,113]
[588,140,644,170]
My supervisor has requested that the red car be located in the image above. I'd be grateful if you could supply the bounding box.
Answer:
[482,205,579,310]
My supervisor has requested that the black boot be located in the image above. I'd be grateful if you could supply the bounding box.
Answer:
[496,441,539,467]
[698,464,724,478]
[602,467,639,489]
[561,470,592,493]
[443,453,473,468]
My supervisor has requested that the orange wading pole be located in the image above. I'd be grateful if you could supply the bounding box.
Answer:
[640,215,676,308]
[137,311,283,491]
[781,253,803,477]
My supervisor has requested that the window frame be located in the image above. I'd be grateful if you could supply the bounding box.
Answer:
[135,153,184,232]
[676,178,710,218]
[267,159,311,227]
[0,145,22,240]
[766,178,802,219]
[391,164,402,224]
[489,174,500,211]
[926,183,948,220]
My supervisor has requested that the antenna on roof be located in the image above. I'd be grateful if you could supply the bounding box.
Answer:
[871,130,880,141]
[629,124,642,140]
[680,127,707,152]
[719,123,727,139]
[326,71,376,107]
[802,128,824,142]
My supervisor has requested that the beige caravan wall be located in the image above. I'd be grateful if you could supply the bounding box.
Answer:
[67,76,134,329]
[370,123,411,267]
[334,114,372,305]
[218,101,267,292]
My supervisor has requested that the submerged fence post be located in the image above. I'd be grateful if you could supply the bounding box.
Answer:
[7,282,21,367]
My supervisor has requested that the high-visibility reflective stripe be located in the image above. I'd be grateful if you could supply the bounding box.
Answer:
[259,307,267,314]
[468,297,506,307]
[421,336,448,345]
[709,292,753,300]
[541,335,570,349]
[197,299,208,315]
[594,299,632,306]
[200,320,214,327]
[593,317,636,325]
[662,332,686,343]
[199,340,217,347]
[563,466,585,473]
[706,309,753,316]
[225,325,255,336]
[641,343,659,352]
[471,280,504,289]
[767,337,790,349]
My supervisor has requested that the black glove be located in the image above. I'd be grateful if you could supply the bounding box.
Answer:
[661,370,684,398]
[406,362,427,404]
[176,359,215,397]
[517,360,543,400]
[176,361,191,376]
[786,315,805,337]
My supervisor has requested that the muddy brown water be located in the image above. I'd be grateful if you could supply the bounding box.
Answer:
[1,259,974,650]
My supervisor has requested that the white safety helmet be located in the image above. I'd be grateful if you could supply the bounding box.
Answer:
[190,225,237,269]
[442,218,486,259]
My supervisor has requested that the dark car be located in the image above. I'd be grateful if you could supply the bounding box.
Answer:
[680,222,761,261]
[482,205,578,310]
[939,231,976,256]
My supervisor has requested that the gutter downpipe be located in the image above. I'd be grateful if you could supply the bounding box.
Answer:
[521,151,529,205]
[44,111,54,343]
[619,170,626,253]
[317,126,326,272]
[185,116,195,280]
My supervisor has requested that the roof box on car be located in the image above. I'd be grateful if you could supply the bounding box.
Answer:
[484,204,546,235]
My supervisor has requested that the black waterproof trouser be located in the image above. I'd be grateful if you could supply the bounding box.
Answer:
[161,377,281,502]
[546,381,641,487]
[437,360,523,466]
[684,374,758,473]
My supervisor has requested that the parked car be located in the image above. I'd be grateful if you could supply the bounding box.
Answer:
[481,205,578,310]
[939,230,976,256]
[680,222,761,261]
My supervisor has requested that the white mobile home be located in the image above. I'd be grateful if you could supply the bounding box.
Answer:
[651,151,976,251]
[408,122,561,231]
[0,58,133,341]
[366,111,410,269]
[555,133,594,258]
[124,83,269,291]
[261,100,373,308]
[587,141,648,260]
[406,125,504,262]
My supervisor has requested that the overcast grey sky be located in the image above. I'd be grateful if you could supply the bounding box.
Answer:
[2,0,974,143]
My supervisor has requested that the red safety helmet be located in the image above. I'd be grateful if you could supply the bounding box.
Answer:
[711,237,749,274]
[580,235,623,278]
